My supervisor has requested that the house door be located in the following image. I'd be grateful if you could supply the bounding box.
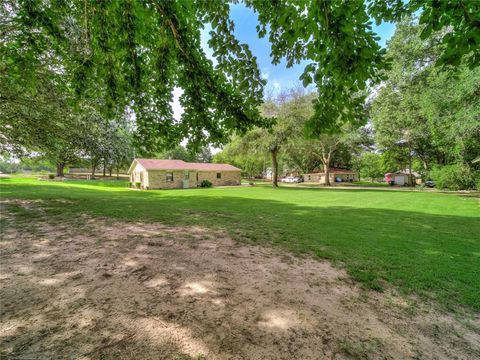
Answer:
[183,170,190,189]
[394,175,405,186]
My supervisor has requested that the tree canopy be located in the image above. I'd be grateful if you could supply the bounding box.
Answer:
[370,18,480,174]
[216,89,372,186]
[2,0,478,152]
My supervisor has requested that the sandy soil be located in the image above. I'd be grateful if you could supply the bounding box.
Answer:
[1,200,479,359]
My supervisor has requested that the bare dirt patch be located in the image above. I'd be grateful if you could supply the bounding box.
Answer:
[1,200,479,359]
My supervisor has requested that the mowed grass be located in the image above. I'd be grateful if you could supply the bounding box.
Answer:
[1,177,479,312]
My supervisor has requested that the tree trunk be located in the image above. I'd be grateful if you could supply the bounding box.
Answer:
[103,162,106,177]
[271,150,279,187]
[408,145,413,186]
[322,154,331,186]
[56,163,65,177]
[109,167,112,177]
[91,163,96,177]
[116,166,120,179]
[324,165,330,186]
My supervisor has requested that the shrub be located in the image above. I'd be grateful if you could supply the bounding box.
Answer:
[429,164,476,190]
[200,180,212,188]
[135,182,141,188]
[249,182,255,186]
[48,174,55,179]
[416,183,426,191]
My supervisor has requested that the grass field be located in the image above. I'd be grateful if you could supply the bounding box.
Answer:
[1,177,479,312]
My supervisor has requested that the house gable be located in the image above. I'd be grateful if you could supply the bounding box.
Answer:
[127,159,146,174]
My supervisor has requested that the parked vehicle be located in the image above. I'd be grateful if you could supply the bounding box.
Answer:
[282,176,303,183]
[425,180,435,188]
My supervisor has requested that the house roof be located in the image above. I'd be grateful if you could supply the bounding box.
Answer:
[386,171,418,177]
[399,169,421,177]
[188,162,241,171]
[129,159,240,173]
[305,168,357,175]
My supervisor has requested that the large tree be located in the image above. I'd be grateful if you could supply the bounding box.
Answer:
[239,90,312,187]
[0,73,83,176]
[305,125,367,186]
[213,136,267,178]
[0,70,134,176]
[156,145,212,163]
[224,90,372,186]
[240,118,290,187]
[359,152,384,182]
[370,18,480,178]
[2,0,477,149]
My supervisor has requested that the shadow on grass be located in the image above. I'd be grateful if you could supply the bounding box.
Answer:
[1,180,479,312]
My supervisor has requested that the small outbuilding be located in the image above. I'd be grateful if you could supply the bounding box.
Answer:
[128,159,241,189]
[385,172,417,186]
[304,168,358,184]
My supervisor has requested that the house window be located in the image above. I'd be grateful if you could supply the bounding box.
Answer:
[184,171,190,180]
[166,172,173,182]
[216,172,221,179]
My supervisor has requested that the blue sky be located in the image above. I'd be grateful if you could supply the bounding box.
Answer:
[200,3,396,94]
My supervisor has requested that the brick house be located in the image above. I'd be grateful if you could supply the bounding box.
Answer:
[128,159,241,189]
[304,168,358,184]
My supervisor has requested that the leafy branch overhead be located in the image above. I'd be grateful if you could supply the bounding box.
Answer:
[2,0,478,147]
[3,0,267,150]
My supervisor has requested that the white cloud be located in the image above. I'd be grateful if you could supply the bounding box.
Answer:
[273,81,281,90]
[261,68,270,80]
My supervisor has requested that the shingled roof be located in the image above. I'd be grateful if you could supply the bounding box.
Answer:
[131,159,240,172]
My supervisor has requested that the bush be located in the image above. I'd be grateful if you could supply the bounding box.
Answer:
[416,183,426,191]
[429,164,476,190]
[200,180,212,188]
[135,182,141,188]
[48,174,55,179]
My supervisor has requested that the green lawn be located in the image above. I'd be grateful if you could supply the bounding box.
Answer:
[1,177,479,312]
[295,180,389,188]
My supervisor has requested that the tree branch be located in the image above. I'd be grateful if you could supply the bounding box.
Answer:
[153,1,186,56]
